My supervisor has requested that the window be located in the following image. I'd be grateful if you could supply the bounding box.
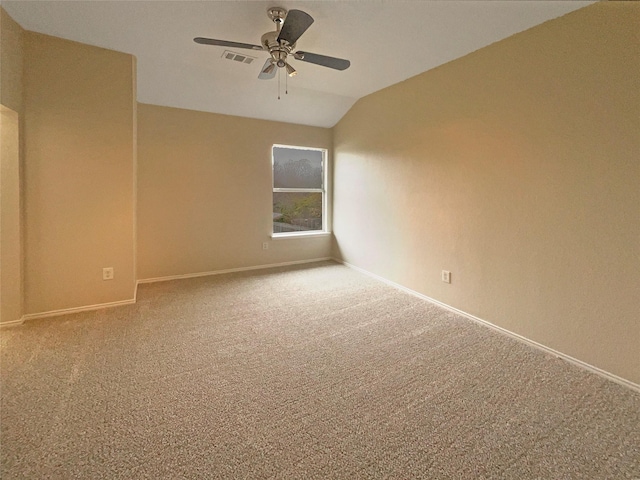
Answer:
[272,145,327,236]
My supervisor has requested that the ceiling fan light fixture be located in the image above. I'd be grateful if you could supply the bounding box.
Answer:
[285,63,297,77]
[271,49,288,68]
[263,62,276,75]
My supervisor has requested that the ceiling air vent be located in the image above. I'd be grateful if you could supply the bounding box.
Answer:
[222,50,255,65]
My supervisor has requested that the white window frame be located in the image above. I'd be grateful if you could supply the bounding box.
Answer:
[271,144,329,238]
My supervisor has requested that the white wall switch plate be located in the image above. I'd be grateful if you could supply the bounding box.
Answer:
[442,270,451,283]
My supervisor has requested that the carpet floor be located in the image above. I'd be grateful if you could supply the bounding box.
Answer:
[1,261,639,478]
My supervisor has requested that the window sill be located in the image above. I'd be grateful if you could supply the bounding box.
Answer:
[271,231,332,239]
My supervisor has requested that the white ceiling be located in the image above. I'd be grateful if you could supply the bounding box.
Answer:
[2,0,593,128]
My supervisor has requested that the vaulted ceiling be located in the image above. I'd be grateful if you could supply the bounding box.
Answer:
[2,1,593,127]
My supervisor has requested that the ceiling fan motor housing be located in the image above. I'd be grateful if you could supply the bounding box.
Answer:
[261,31,294,68]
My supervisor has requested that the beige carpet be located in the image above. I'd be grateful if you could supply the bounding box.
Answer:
[1,261,639,478]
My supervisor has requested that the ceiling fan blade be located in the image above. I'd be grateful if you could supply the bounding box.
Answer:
[194,37,263,51]
[258,59,276,80]
[277,10,314,45]
[294,51,350,71]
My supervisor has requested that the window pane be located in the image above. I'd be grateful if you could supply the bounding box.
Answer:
[273,192,323,233]
[273,147,323,189]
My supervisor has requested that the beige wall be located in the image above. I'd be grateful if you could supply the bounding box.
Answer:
[23,32,136,314]
[0,8,24,324]
[333,3,640,385]
[1,106,21,323]
[137,104,332,280]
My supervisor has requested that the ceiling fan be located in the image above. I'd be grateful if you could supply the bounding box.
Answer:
[194,7,350,80]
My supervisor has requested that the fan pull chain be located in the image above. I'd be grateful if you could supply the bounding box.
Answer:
[286,70,288,95]
[278,68,281,100]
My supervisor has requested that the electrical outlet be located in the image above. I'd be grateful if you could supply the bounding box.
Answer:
[262,242,269,250]
[103,267,114,281]
[441,270,451,284]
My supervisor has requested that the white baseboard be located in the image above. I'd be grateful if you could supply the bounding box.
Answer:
[5,258,334,326]
[137,257,334,285]
[334,258,640,394]
[20,298,136,322]
[0,317,25,327]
